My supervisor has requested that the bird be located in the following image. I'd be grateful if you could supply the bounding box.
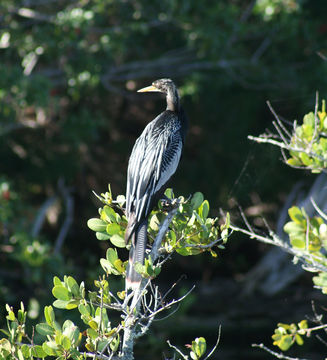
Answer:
[125,78,188,290]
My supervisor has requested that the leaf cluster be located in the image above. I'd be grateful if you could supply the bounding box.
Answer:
[272,320,308,351]
[287,100,327,172]
[1,273,121,359]
[87,188,230,280]
[284,206,326,254]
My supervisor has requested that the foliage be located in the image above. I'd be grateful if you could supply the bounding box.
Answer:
[272,320,308,351]
[286,100,327,172]
[238,98,327,358]
[87,187,229,268]
[0,188,229,359]
[283,206,327,274]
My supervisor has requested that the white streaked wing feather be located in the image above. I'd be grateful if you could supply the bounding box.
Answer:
[154,143,182,194]
[126,113,182,222]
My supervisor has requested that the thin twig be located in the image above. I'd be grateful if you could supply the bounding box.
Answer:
[161,275,187,304]
[239,205,254,233]
[167,340,188,360]
[248,135,326,162]
[272,120,288,146]
[267,100,292,139]
[311,197,327,221]
[309,92,319,151]
[203,325,222,360]
[252,343,310,360]
[305,214,310,252]
[230,224,327,273]
[147,286,196,320]
[315,334,327,347]
[183,236,226,249]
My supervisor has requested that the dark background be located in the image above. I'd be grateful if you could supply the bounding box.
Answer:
[1,0,327,358]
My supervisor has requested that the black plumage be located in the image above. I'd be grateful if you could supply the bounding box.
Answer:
[125,78,187,290]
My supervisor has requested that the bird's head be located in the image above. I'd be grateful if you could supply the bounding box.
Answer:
[137,78,176,95]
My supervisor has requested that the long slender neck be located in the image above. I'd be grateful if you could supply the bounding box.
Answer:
[166,87,179,112]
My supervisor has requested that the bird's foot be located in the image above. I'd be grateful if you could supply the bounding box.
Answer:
[160,196,178,211]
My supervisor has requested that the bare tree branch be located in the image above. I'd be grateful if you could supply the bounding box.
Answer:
[252,343,310,360]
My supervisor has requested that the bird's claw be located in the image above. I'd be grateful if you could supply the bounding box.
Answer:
[160,197,178,211]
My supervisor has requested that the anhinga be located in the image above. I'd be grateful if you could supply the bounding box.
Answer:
[125,78,188,290]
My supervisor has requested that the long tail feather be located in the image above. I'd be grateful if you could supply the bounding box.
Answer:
[125,218,148,290]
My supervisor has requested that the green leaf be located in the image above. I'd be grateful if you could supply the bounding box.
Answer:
[61,335,71,351]
[21,344,31,358]
[192,337,207,358]
[53,300,70,309]
[299,152,312,166]
[110,234,126,248]
[36,322,55,336]
[295,334,304,345]
[78,303,90,316]
[0,338,12,353]
[66,276,79,297]
[290,237,306,249]
[17,349,24,360]
[66,300,79,309]
[102,206,117,222]
[133,262,145,275]
[110,335,120,352]
[52,285,70,301]
[18,302,25,323]
[53,276,62,286]
[80,281,85,298]
[283,221,304,236]
[288,207,305,225]
[6,310,15,321]
[191,192,204,210]
[44,305,55,326]
[224,212,230,228]
[114,259,125,273]
[154,266,161,276]
[277,335,293,351]
[31,345,47,358]
[96,231,110,240]
[87,218,107,232]
[87,327,98,340]
[106,223,120,235]
[303,112,315,126]
[313,272,327,293]
[149,214,160,231]
[164,188,174,199]
[199,200,209,220]
[298,320,308,330]
[100,258,120,275]
[88,320,98,330]
[106,248,118,264]
[42,341,58,356]
[302,124,314,139]
[286,158,302,166]
[63,321,80,345]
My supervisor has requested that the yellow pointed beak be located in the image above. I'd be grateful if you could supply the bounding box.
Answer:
[137,85,161,93]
